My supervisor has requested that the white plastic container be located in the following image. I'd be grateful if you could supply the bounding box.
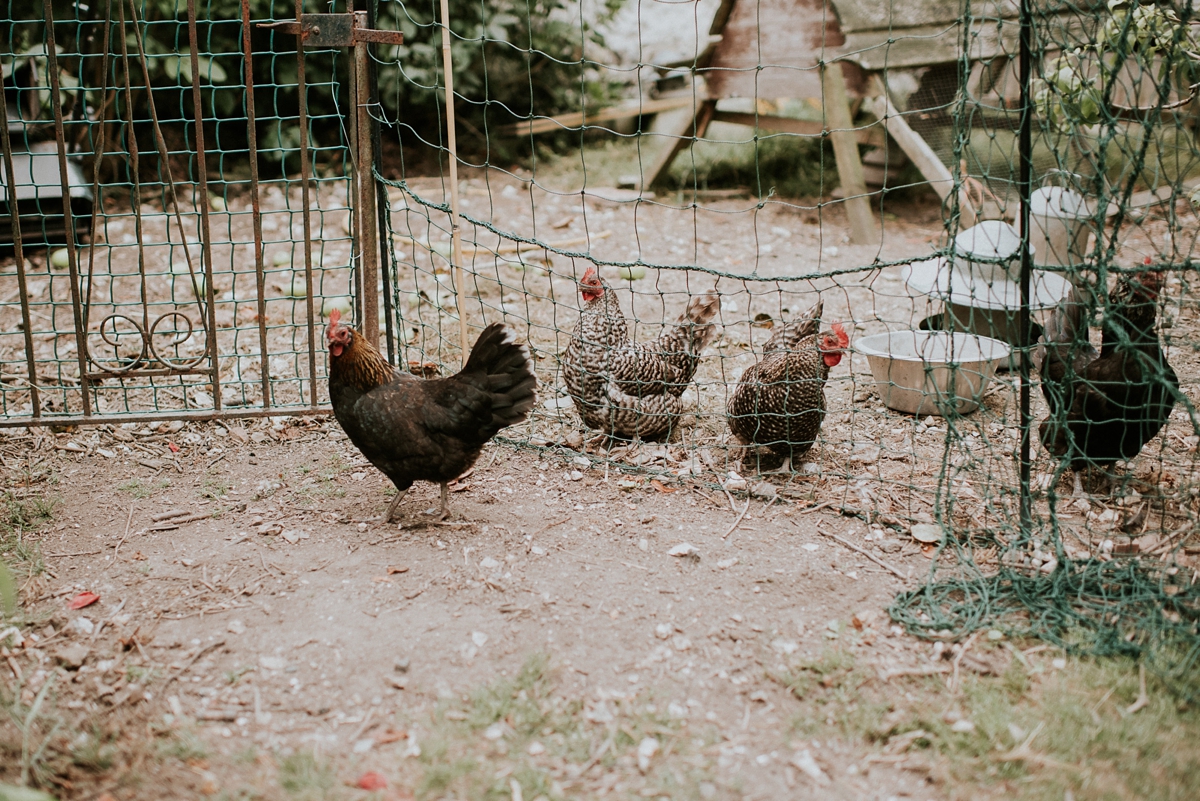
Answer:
[855,330,1011,416]
[951,220,1024,284]
[1025,184,1092,268]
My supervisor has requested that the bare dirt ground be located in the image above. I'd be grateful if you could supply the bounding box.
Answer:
[3,416,948,800]
[3,173,1200,800]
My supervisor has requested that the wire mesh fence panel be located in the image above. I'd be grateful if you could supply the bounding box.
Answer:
[0,0,358,425]
[369,0,1200,697]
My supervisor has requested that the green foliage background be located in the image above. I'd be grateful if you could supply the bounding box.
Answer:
[8,0,624,172]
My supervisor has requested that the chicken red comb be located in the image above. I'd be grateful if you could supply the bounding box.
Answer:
[581,266,598,282]
[831,321,849,348]
[327,308,340,338]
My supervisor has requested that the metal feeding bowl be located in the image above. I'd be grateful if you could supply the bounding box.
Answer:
[854,331,1011,416]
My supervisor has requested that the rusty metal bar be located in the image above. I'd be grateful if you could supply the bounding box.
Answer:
[125,0,210,353]
[186,0,222,412]
[243,0,272,408]
[116,0,151,355]
[436,0,470,366]
[294,0,319,408]
[42,0,94,416]
[352,27,405,45]
[0,82,41,417]
[0,406,334,429]
[80,0,114,337]
[353,11,380,348]
[346,26,364,331]
[367,0,396,365]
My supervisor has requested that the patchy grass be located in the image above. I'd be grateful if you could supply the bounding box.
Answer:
[771,635,1200,800]
[200,473,232,501]
[119,477,170,499]
[157,728,209,763]
[278,751,339,800]
[0,490,58,592]
[70,725,118,773]
[414,653,718,800]
[0,672,65,788]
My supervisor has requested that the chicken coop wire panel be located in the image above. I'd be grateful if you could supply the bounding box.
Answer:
[0,0,357,425]
[369,0,1200,696]
[886,0,1200,701]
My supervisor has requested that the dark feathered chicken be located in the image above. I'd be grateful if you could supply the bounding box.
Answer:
[326,310,537,520]
[727,300,849,471]
[1037,261,1178,495]
[562,267,719,439]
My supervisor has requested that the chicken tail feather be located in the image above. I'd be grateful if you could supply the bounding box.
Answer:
[680,290,720,353]
[762,298,823,354]
[461,323,539,428]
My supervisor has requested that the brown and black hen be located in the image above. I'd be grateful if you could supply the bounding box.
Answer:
[1037,261,1178,495]
[562,266,719,439]
[327,310,537,520]
[727,300,849,472]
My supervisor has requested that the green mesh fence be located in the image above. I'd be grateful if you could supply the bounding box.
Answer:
[2,1,1199,696]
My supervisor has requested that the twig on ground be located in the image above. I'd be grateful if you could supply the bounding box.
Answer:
[160,640,226,692]
[722,499,752,540]
[349,708,376,743]
[949,630,982,693]
[530,516,570,538]
[1125,663,1149,714]
[817,528,908,579]
[879,664,951,681]
[798,500,835,515]
[578,732,615,776]
[113,503,137,562]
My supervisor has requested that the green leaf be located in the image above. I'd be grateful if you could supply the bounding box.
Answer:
[0,559,14,615]
[0,783,59,801]
[163,53,228,85]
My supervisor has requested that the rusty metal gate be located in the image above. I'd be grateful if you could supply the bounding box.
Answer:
[0,0,400,428]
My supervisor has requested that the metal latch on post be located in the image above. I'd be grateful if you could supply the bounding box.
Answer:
[257,13,403,47]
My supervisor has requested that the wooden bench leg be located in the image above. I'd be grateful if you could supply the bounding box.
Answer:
[642,99,717,190]
[823,63,880,246]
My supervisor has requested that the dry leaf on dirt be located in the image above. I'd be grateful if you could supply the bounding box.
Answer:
[650,479,675,493]
[68,591,100,610]
[374,728,408,745]
[387,566,410,575]
[356,771,388,789]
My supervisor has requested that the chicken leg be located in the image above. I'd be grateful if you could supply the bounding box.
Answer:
[381,489,408,523]
[1072,470,1086,499]
[424,482,451,521]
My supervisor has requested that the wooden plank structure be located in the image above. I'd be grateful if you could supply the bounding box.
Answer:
[640,0,1091,241]
[503,0,1106,240]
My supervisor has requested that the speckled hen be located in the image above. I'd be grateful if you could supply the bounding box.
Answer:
[562,266,719,439]
[726,300,849,471]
